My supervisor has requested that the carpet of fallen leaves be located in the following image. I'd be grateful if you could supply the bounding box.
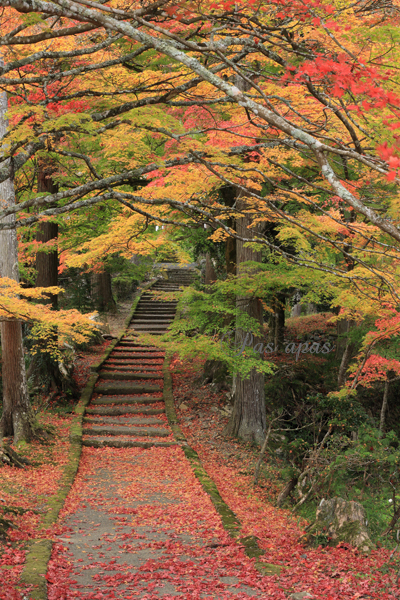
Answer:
[47,445,293,599]
[0,413,73,599]
[171,354,400,600]
[0,342,110,600]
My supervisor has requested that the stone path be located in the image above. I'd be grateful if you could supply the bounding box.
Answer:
[46,271,269,599]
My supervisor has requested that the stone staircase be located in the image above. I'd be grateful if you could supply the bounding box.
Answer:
[82,267,195,449]
[167,267,195,287]
[129,280,179,336]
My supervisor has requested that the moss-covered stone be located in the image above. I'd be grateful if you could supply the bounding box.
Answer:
[304,497,374,554]
[19,540,53,600]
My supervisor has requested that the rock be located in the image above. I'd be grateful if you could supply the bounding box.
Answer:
[198,359,231,391]
[289,593,314,600]
[179,402,189,410]
[271,433,287,443]
[304,497,373,554]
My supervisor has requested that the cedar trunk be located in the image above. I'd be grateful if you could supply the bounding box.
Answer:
[224,196,266,445]
[204,252,217,286]
[0,81,33,442]
[92,271,116,312]
[337,319,355,388]
[36,165,59,307]
[0,322,32,442]
[220,186,237,276]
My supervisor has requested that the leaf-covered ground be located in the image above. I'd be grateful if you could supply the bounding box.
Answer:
[2,344,400,599]
[0,342,110,600]
[171,355,400,600]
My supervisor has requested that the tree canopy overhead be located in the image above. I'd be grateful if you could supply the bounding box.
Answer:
[1,0,400,395]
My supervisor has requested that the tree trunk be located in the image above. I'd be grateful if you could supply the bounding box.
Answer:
[220,186,237,276]
[0,322,32,442]
[36,164,59,308]
[225,237,236,276]
[0,78,33,443]
[337,319,355,388]
[379,378,390,434]
[224,196,266,445]
[273,293,285,352]
[92,271,116,312]
[204,252,217,286]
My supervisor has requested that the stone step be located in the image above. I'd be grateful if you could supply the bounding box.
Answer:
[135,305,177,309]
[84,416,164,425]
[137,302,177,307]
[132,314,174,318]
[111,349,163,354]
[132,327,168,336]
[98,372,161,380]
[116,342,165,347]
[82,437,177,449]
[101,365,162,372]
[83,425,169,437]
[128,330,168,335]
[135,307,176,312]
[112,347,163,352]
[128,331,169,336]
[104,358,163,364]
[110,350,163,359]
[133,311,176,316]
[130,319,173,324]
[111,341,165,354]
[141,292,178,296]
[132,312,175,316]
[91,395,162,405]
[86,406,165,416]
[129,324,169,330]
[137,298,177,302]
[95,383,161,394]
[138,297,178,301]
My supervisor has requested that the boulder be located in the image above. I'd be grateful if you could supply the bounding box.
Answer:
[303,497,373,554]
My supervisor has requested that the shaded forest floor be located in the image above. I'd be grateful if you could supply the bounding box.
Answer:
[171,355,400,600]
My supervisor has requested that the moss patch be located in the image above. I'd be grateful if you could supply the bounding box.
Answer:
[20,540,53,600]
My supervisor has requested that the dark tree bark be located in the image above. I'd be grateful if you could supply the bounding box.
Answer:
[379,378,390,434]
[36,163,59,308]
[271,293,286,352]
[0,322,33,442]
[224,195,266,445]
[225,238,236,276]
[0,78,33,443]
[92,271,116,312]
[220,186,237,276]
[204,252,217,286]
[337,319,355,388]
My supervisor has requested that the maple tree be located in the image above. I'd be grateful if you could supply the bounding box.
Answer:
[0,0,400,445]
